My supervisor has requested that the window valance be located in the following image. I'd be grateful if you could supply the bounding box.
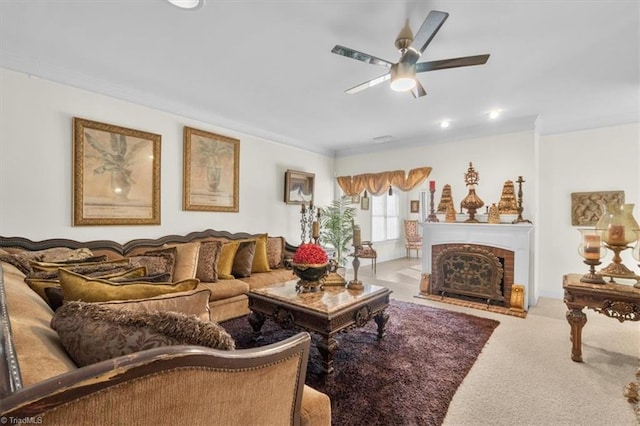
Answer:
[336,167,432,196]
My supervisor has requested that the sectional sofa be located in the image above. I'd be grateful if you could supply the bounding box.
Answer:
[0,230,332,425]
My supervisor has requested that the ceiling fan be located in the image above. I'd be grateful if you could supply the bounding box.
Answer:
[331,10,490,98]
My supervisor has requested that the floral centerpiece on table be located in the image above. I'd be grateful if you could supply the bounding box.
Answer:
[293,243,329,265]
[291,244,329,292]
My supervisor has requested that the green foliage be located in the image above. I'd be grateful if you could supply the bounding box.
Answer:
[319,196,357,267]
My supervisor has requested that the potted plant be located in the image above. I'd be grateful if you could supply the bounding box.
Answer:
[319,196,357,267]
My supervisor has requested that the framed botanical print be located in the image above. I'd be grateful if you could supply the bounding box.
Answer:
[284,170,314,205]
[72,117,161,226]
[183,126,240,212]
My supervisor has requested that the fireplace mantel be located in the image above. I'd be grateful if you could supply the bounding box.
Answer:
[421,222,535,310]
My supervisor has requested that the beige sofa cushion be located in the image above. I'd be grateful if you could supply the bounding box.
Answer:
[197,279,249,301]
[2,262,77,386]
[239,269,295,290]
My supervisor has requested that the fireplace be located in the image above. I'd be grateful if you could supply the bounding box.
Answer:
[431,243,514,307]
[421,223,535,310]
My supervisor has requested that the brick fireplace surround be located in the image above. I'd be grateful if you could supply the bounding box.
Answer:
[421,222,535,311]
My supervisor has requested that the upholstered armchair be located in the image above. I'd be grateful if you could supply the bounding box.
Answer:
[404,220,422,258]
[356,241,377,273]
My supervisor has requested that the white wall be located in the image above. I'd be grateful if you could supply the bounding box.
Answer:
[336,123,640,303]
[537,124,639,299]
[0,69,335,244]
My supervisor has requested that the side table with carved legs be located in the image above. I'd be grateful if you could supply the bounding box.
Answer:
[563,274,640,417]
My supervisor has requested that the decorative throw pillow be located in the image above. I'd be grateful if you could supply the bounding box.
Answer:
[0,247,95,275]
[24,278,60,302]
[127,253,175,280]
[25,267,147,305]
[267,237,285,269]
[196,240,223,282]
[217,241,239,280]
[231,240,256,278]
[58,268,199,303]
[96,289,212,322]
[251,234,271,273]
[161,242,201,282]
[110,272,172,283]
[30,258,130,273]
[51,300,234,367]
[44,286,64,312]
[28,261,140,280]
[53,255,108,264]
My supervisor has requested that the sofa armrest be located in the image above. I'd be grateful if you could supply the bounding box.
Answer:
[1,333,329,426]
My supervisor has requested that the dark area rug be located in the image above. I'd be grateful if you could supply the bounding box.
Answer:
[221,300,499,426]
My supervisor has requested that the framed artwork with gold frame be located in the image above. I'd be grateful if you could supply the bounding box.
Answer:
[284,170,314,205]
[410,200,420,213]
[183,126,240,212]
[72,117,161,226]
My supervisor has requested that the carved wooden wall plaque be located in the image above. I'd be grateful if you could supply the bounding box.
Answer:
[570,190,624,226]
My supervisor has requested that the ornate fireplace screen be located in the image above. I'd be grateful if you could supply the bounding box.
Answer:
[433,245,505,305]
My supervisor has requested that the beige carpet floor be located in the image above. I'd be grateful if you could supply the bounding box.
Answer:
[357,257,639,426]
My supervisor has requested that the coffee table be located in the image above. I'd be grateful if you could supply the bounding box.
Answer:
[247,280,392,373]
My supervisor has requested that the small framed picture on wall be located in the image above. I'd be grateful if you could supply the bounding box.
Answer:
[361,196,370,210]
[410,200,420,213]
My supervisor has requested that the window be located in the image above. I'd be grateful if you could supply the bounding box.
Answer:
[371,192,399,242]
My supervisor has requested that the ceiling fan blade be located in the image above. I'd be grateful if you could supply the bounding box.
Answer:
[415,54,490,73]
[331,45,394,68]
[410,80,427,98]
[410,11,449,56]
[345,73,391,94]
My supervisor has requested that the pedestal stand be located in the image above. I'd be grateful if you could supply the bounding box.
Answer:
[599,244,640,284]
[580,259,606,284]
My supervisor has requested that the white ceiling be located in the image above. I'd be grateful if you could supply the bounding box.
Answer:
[1,1,638,157]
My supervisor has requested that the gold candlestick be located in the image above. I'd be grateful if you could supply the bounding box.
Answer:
[512,176,532,224]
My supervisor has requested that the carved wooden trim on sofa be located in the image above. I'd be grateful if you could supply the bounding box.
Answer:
[0,229,273,256]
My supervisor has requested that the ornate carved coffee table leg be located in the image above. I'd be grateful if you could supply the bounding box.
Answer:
[248,311,266,342]
[566,308,587,362]
[374,310,389,339]
[317,336,339,374]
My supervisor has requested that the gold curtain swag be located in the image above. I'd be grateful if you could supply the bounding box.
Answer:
[337,167,432,196]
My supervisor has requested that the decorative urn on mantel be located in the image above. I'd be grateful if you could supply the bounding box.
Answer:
[460,162,484,223]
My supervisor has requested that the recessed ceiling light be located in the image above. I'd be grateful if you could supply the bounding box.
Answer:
[167,0,204,10]
[373,135,393,144]
[489,109,502,119]
[440,120,450,128]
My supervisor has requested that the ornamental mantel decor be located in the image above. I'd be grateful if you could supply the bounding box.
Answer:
[460,162,485,223]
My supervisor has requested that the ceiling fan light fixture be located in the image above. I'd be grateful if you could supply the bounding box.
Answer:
[166,0,204,10]
[390,63,416,92]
